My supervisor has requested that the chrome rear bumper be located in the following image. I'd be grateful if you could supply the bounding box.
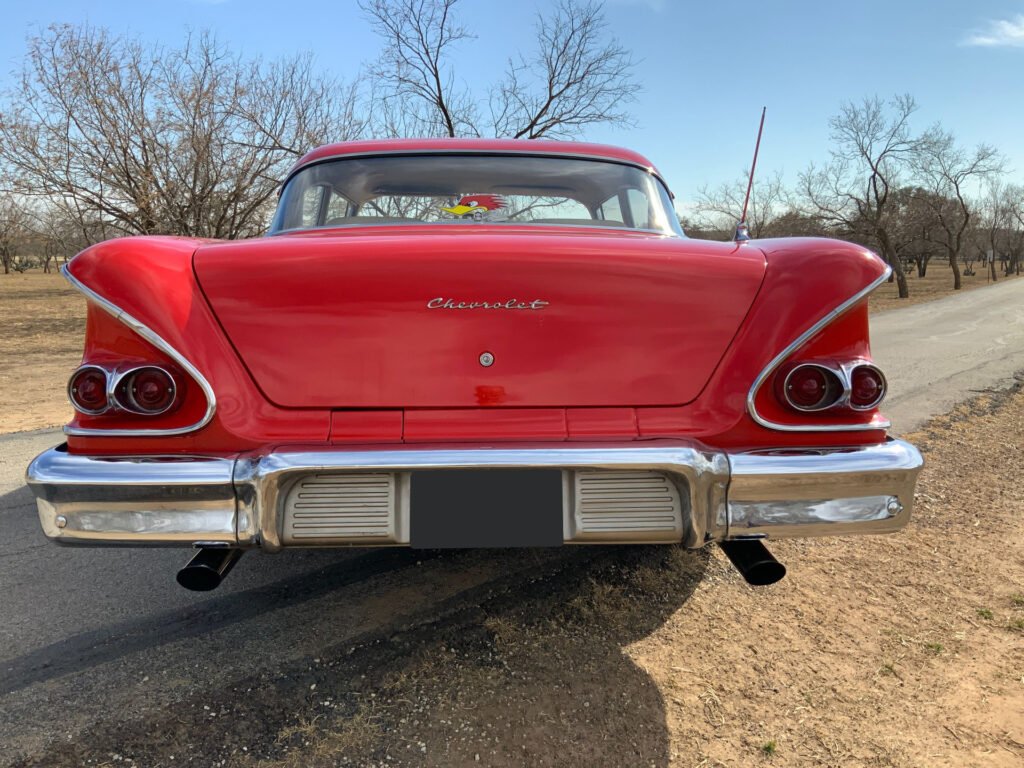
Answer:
[26,439,923,550]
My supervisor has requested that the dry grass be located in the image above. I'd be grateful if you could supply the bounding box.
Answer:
[869,263,1021,312]
[0,270,85,432]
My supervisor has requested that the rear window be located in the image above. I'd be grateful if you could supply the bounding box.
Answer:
[270,153,682,236]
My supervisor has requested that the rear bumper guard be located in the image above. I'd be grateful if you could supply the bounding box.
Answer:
[26,439,923,550]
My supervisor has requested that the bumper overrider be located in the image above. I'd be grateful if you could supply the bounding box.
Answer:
[26,439,923,551]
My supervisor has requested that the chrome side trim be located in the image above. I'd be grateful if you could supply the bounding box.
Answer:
[61,264,217,437]
[746,266,893,432]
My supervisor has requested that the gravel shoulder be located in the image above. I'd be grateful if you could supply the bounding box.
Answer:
[7,384,1023,768]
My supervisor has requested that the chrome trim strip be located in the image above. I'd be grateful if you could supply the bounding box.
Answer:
[61,264,217,437]
[746,266,893,432]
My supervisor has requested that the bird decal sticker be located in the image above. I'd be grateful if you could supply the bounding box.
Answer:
[441,194,508,220]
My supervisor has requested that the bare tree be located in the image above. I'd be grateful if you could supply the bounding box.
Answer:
[0,194,30,274]
[887,186,941,278]
[799,95,922,298]
[0,25,363,241]
[976,181,1013,281]
[693,171,786,239]
[1005,185,1024,276]
[911,128,1003,289]
[490,0,637,139]
[360,0,638,139]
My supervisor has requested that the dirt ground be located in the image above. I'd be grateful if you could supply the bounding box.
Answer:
[0,263,1017,434]
[14,378,1024,768]
[868,264,1020,312]
[0,271,85,433]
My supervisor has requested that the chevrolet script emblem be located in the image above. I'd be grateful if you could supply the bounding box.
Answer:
[427,298,549,310]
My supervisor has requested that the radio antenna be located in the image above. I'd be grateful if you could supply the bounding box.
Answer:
[734,106,766,242]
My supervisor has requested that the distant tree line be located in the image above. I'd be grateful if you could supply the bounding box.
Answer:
[689,96,1017,296]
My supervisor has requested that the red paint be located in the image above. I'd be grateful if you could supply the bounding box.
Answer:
[403,408,568,442]
[62,142,892,457]
[566,408,638,440]
[330,411,403,444]
[193,228,765,409]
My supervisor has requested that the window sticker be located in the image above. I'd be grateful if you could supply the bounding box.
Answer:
[441,194,508,222]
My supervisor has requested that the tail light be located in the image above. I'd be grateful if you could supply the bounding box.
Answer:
[68,365,179,417]
[116,366,178,415]
[774,361,887,415]
[68,366,110,415]
[849,364,886,410]
[778,364,844,412]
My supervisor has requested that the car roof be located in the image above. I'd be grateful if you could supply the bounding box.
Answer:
[288,138,664,184]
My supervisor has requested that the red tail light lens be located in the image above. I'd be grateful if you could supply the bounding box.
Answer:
[781,364,843,412]
[849,365,886,409]
[68,366,109,414]
[118,367,177,414]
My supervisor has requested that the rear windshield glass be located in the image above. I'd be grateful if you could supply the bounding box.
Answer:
[270,154,682,236]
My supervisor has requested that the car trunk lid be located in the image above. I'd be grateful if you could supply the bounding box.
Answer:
[193,227,765,409]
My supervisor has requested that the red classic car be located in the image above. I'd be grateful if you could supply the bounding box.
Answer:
[26,138,923,591]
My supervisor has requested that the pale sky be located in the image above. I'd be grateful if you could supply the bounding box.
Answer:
[1,0,1021,211]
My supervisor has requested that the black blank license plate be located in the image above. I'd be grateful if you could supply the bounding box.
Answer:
[410,469,563,549]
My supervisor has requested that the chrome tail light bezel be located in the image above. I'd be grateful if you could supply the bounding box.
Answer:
[114,365,179,416]
[779,363,845,412]
[846,363,887,411]
[67,365,113,416]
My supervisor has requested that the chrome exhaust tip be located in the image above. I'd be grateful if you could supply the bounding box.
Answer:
[176,547,243,591]
[718,540,786,586]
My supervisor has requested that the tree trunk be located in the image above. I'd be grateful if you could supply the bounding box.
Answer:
[989,258,998,282]
[878,231,909,298]
[949,252,962,289]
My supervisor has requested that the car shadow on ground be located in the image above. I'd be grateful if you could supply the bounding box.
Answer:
[5,477,710,766]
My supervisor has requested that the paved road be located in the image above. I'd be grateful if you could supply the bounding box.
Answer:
[1,277,1022,763]
[870,277,1024,434]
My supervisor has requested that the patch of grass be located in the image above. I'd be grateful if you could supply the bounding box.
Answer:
[976,608,994,620]
[483,615,522,650]
[924,642,944,654]
[761,740,777,757]
[1008,618,1024,633]
[1011,593,1024,608]
[250,706,382,767]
